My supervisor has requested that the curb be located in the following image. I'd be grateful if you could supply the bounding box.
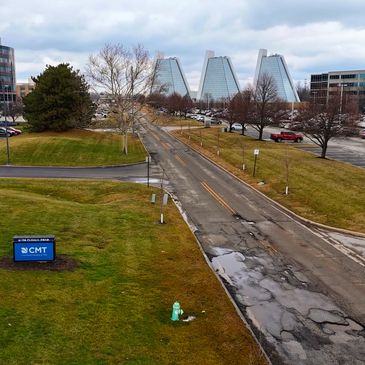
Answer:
[0,162,146,169]
[168,190,273,365]
[170,131,365,239]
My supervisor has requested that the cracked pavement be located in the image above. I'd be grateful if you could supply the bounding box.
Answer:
[140,119,365,365]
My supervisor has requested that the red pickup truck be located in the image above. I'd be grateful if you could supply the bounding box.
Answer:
[270,131,303,142]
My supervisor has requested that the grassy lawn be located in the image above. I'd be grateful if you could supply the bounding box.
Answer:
[143,107,201,127]
[174,127,365,233]
[154,114,202,127]
[0,130,146,166]
[0,179,265,365]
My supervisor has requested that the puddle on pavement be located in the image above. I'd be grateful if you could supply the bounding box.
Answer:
[211,247,365,365]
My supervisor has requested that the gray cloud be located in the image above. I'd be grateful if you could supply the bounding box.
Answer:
[2,0,365,89]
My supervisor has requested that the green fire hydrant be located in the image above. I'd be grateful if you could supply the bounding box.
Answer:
[171,301,184,321]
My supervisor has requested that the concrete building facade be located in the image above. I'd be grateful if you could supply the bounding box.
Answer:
[16,78,35,99]
[311,70,365,110]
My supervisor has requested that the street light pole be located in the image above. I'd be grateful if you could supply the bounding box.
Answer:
[339,83,348,114]
[3,84,10,165]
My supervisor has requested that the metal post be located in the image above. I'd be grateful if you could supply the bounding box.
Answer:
[340,84,343,114]
[146,156,151,187]
[3,85,10,165]
[241,143,245,171]
[253,155,258,177]
[217,128,220,156]
[339,83,348,114]
[160,169,164,224]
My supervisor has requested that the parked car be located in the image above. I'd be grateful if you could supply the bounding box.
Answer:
[210,118,222,125]
[7,127,22,135]
[231,123,243,131]
[0,127,17,136]
[0,128,12,137]
[342,127,359,137]
[360,129,365,139]
[270,131,303,142]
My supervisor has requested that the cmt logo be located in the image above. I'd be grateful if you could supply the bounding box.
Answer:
[20,246,47,254]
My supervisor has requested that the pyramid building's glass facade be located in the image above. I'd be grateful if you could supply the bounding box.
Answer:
[197,50,240,101]
[151,57,191,97]
[253,49,299,102]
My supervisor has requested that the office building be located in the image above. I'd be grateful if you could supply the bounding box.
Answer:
[197,50,240,102]
[151,56,191,97]
[16,78,35,99]
[253,49,299,102]
[310,70,365,109]
[0,42,16,106]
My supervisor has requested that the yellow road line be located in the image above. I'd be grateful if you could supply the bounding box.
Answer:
[151,131,160,141]
[175,154,186,166]
[201,181,236,215]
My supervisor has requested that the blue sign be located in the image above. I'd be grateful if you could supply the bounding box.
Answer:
[13,236,56,262]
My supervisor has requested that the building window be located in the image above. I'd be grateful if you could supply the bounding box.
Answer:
[329,75,340,79]
[341,74,356,79]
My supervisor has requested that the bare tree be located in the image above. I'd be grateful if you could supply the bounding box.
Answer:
[296,80,310,102]
[146,92,167,109]
[296,94,358,158]
[251,73,280,140]
[87,43,154,154]
[7,97,24,122]
[227,88,254,135]
[166,92,183,115]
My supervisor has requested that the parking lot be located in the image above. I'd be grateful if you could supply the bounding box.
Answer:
[298,139,365,168]
[225,124,365,169]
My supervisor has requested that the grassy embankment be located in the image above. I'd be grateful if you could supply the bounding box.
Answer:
[174,127,365,233]
[0,179,266,365]
[0,129,146,166]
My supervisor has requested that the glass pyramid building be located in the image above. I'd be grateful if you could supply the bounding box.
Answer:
[253,49,300,102]
[197,50,240,102]
[151,56,191,97]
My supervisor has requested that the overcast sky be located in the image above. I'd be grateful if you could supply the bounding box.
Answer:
[2,0,365,90]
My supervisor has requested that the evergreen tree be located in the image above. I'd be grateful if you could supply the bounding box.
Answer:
[24,64,95,132]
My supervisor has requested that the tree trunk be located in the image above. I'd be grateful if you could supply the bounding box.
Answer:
[124,133,128,155]
[122,133,128,155]
[258,127,264,140]
[320,142,327,158]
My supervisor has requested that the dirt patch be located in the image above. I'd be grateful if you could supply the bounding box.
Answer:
[0,255,79,272]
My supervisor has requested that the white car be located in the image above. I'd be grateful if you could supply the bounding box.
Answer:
[231,123,243,131]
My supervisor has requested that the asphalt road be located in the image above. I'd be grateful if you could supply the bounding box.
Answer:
[0,164,161,183]
[138,119,365,364]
